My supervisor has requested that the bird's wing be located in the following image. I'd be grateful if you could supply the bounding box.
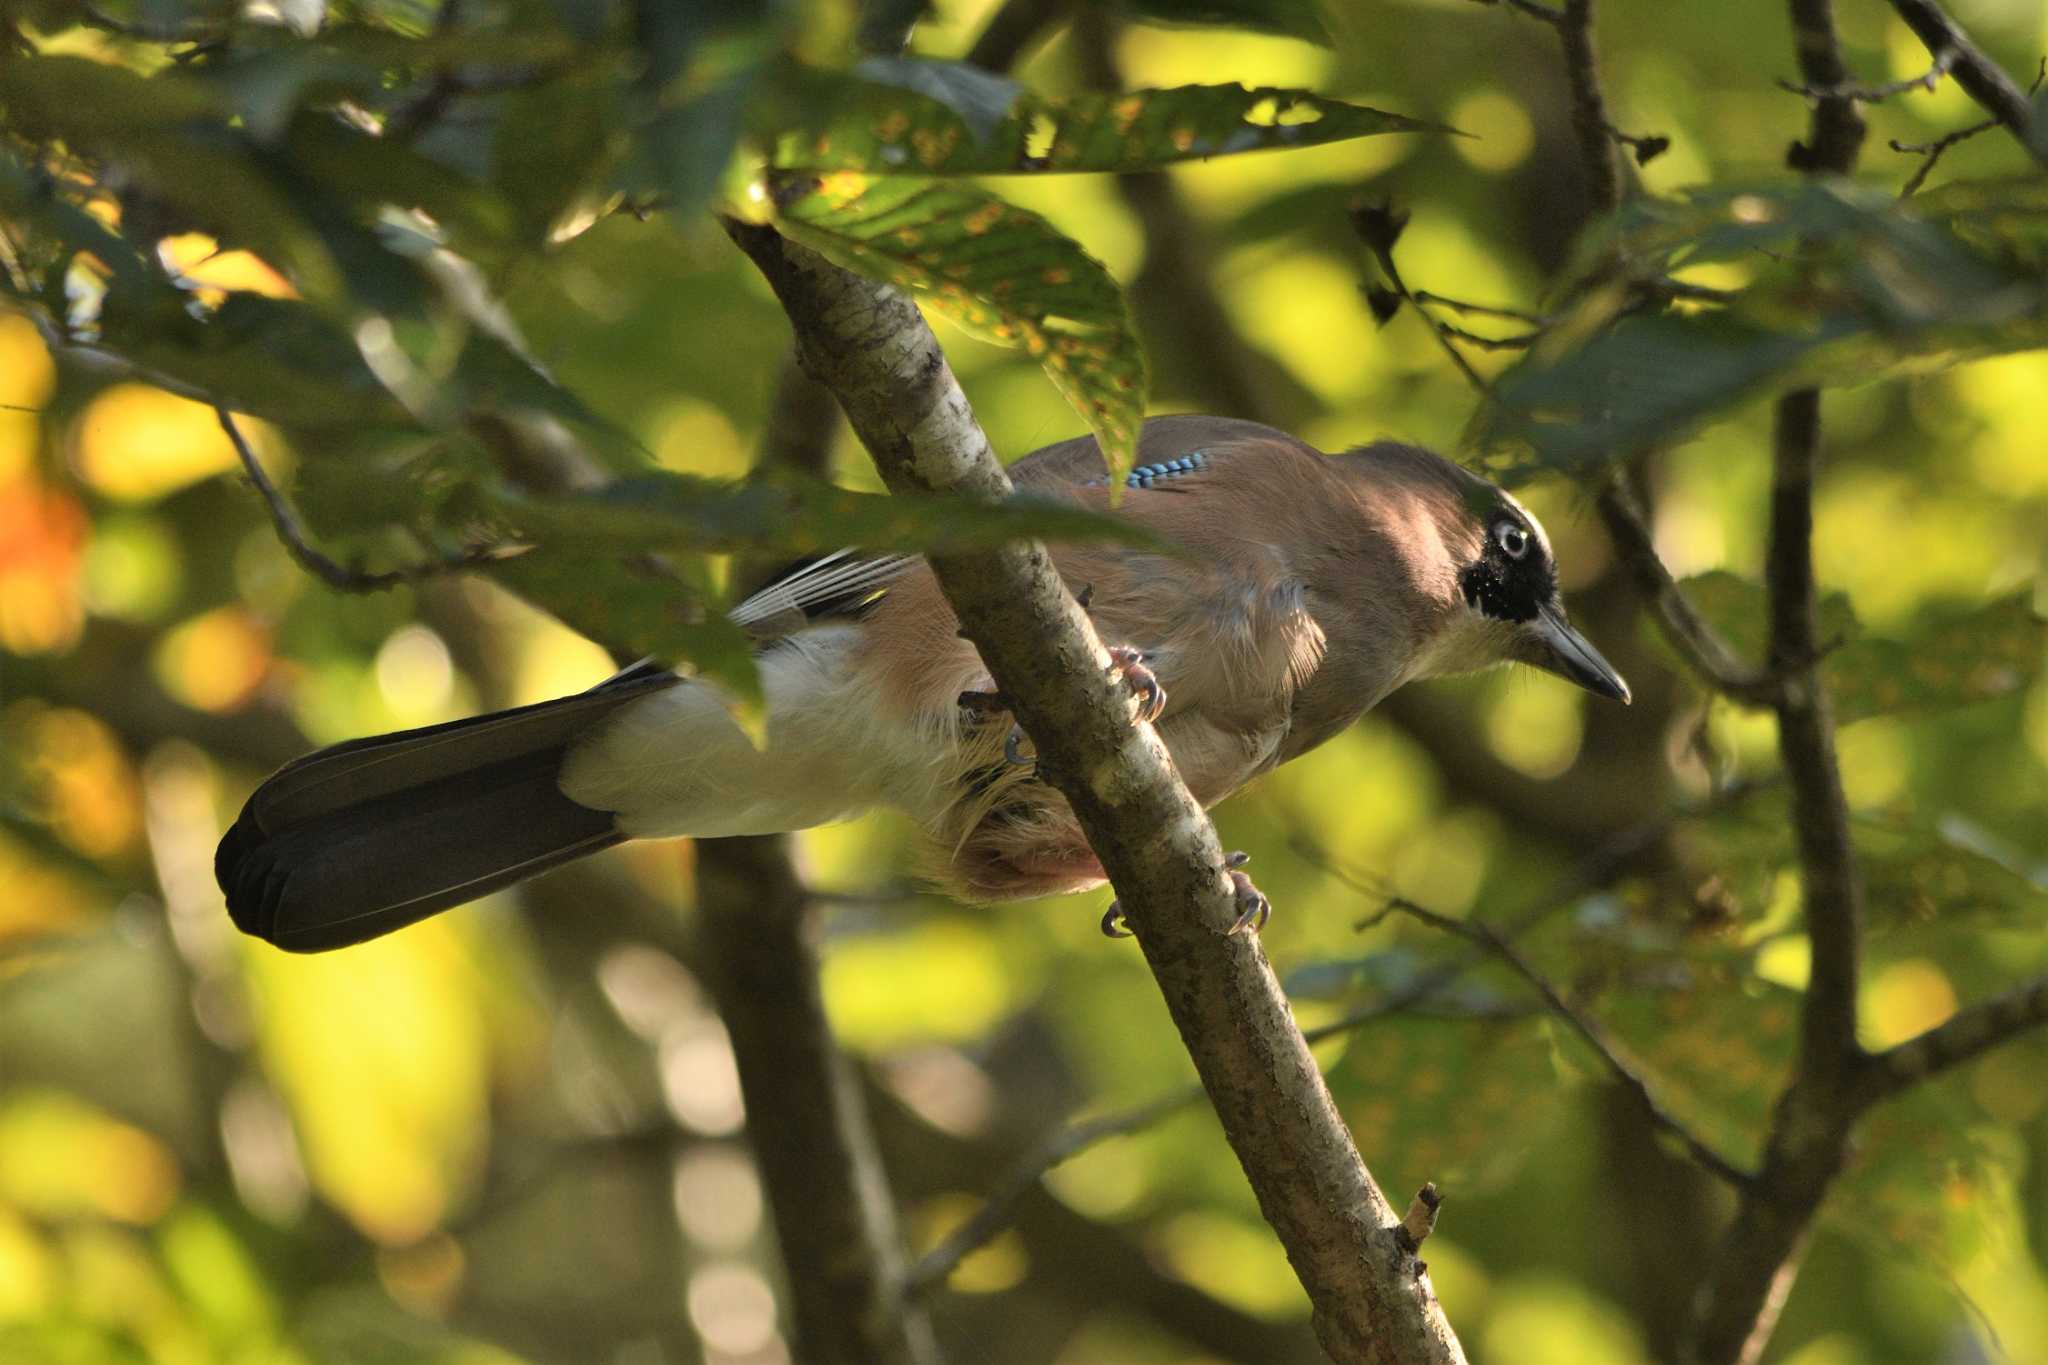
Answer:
[728,548,920,639]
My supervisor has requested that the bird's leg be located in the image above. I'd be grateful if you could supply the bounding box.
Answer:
[1100,851,1271,940]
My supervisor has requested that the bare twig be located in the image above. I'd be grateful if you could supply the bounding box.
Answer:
[1559,0,1623,214]
[1594,479,1781,707]
[1885,0,2047,160]
[1362,896,1753,1190]
[1778,48,1954,102]
[217,407,509,593]
[1891,58,2047,196]
[1351,203,1494,395]
[1605,121,1671,166]
[905,1089,1199,1293]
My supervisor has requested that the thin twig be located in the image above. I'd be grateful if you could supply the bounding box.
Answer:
[905,1090,1199,1293]
[1890,58,2046,196]
[1594,479,1780,707]
[1351,204,1494,395]
[1361,897,1753,1190]
[1778,48,1954,102]
[217,407,509,592]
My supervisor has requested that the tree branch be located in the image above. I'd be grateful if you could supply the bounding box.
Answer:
[697,836,941,1365]
[1681,6,1870,1362]
[218,406,510,592]
[1885,0,2047,160]
[721,218,1467,1365]
[1858,975,2048,1104]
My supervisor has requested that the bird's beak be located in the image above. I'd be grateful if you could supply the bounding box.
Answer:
[1526,604,1631,704]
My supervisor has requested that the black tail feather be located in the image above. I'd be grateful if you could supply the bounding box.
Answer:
[217,671,677,952]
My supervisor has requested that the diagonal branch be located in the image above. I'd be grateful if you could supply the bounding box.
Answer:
[1594,480,1780,707]
[1361,897,1754,1190]
[1885,0,2047,160]
[721,217,1467,1365]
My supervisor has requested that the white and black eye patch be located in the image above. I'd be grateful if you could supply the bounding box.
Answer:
[1459,510,1553,623]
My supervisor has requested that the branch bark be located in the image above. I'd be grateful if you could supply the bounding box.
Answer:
[1884,0,2046,157]
[697,835,941,1365]
[722,217,1467,1365]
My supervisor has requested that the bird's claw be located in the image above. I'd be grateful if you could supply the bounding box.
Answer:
[1106,645,1167,725]
[1223,851,1270,936]
[1101,852,1269,940]
[1004,725,1033,766]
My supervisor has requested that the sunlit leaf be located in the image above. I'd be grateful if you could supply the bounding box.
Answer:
[770,173,1145,481]
[1832,1076,2025,1272]
[772,69,1440,176]
[1326,1011,1565,1194]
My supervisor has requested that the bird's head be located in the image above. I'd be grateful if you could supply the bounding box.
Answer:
[1448,483,1631,705]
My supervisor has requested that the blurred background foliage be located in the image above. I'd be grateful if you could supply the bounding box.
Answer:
[1,0,2046,1362]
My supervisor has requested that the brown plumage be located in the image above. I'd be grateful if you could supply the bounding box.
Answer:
[219,415,1628,951]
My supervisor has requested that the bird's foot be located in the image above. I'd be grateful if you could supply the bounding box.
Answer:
[1106,645,1166,724]
[1098,852,1270,940]
[1223,851,1270,936]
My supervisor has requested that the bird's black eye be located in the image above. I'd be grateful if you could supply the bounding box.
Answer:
[1495,522,1529,560]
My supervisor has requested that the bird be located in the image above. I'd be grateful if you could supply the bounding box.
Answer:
[216,414,1629,952]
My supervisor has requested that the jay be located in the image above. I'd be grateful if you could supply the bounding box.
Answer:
[218,415,1629,951]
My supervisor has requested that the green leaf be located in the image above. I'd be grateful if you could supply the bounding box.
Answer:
[1831,1076,2026,1271]
[495,69,624,246]
[1857,812,2047,926]
[770,69,1441,176]
[1482,181,2048,472]
[0,55,346,305]
[1828,593,2044,724]
[486,550,762,705]
[1327,1012,1566,1194]
[1115,0,1332,44]
[769,173,1146,482]
[1599,949,1796,1169]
